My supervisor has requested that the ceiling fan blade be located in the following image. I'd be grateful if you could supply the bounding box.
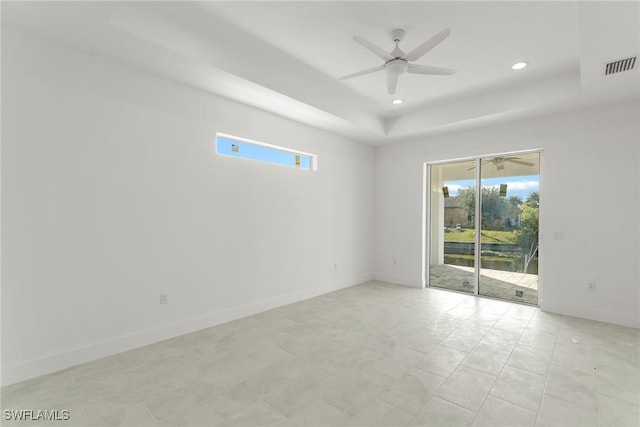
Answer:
[387,71,399,94]
[506,159,535,166]
[339,64,385,80]
[407,64,456,75]
[468,160,492,170]
[353,36,393,61]
[403,27,451,62]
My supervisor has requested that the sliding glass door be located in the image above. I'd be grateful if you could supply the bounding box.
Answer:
[427,152,540,305]
[479,153,540,303]
[428,160,477,294]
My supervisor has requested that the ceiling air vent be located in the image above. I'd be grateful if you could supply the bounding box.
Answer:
[604,56,637,75]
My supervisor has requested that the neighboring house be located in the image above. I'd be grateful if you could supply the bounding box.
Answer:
[506,212,521,227]
[444,196,468,227]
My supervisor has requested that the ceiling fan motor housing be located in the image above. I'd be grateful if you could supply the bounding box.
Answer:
[391,29,405,42]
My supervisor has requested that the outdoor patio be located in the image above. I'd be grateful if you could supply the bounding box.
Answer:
[429,263,538,305]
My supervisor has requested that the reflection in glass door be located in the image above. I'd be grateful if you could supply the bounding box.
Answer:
[479,153,540,304]
[427,152,541,305]
[428,160,477,294]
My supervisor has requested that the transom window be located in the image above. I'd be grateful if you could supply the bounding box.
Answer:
[216,133,316,170]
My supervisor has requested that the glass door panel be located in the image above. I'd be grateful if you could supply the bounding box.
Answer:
[479,153,540,304]
[428,160,477,294]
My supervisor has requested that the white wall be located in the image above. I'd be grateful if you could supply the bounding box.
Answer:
[1,29,375,385]
[375,101,640,328]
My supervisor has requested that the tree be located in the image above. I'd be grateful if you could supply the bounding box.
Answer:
[456,186,507,228]
[507,196,523,208]
[457,187,476,226]
[525,192,539,208]
[515,192,540,273]
[481,187,507,227]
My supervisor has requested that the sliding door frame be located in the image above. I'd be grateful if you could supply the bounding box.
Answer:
[423,149,543,305]
[473,158,482,295]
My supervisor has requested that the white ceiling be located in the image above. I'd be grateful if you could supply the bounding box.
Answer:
[201,1,580,112]
[2,1,639,144]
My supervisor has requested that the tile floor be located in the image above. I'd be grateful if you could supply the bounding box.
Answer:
[2,281,639,427]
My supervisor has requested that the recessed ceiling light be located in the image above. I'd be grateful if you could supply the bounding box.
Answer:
[392,99,403,105]
[512,62,528,70]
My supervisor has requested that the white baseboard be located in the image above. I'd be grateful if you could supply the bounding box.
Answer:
[2,275,372,387]
[540,301,640,329]
[373,273,423,288]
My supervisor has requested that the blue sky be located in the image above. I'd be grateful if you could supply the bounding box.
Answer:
[217,136,312,169]
[445,175,540,200]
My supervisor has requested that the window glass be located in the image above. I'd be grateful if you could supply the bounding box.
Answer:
[216,134,314,170]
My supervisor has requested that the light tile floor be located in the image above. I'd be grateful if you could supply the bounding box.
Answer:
[2,281,639,426]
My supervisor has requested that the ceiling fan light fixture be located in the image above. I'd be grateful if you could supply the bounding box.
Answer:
[386,59,408,75]
[512,61,528,70]
[392,99,403,105]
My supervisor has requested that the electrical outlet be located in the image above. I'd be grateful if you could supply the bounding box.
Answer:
[392,258,397,265]
[553,231,565,240]
[160,293,169,304]
[588,282,596,291]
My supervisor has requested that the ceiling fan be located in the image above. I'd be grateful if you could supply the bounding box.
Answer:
[468,157,536,171]
[340,28,456,95]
